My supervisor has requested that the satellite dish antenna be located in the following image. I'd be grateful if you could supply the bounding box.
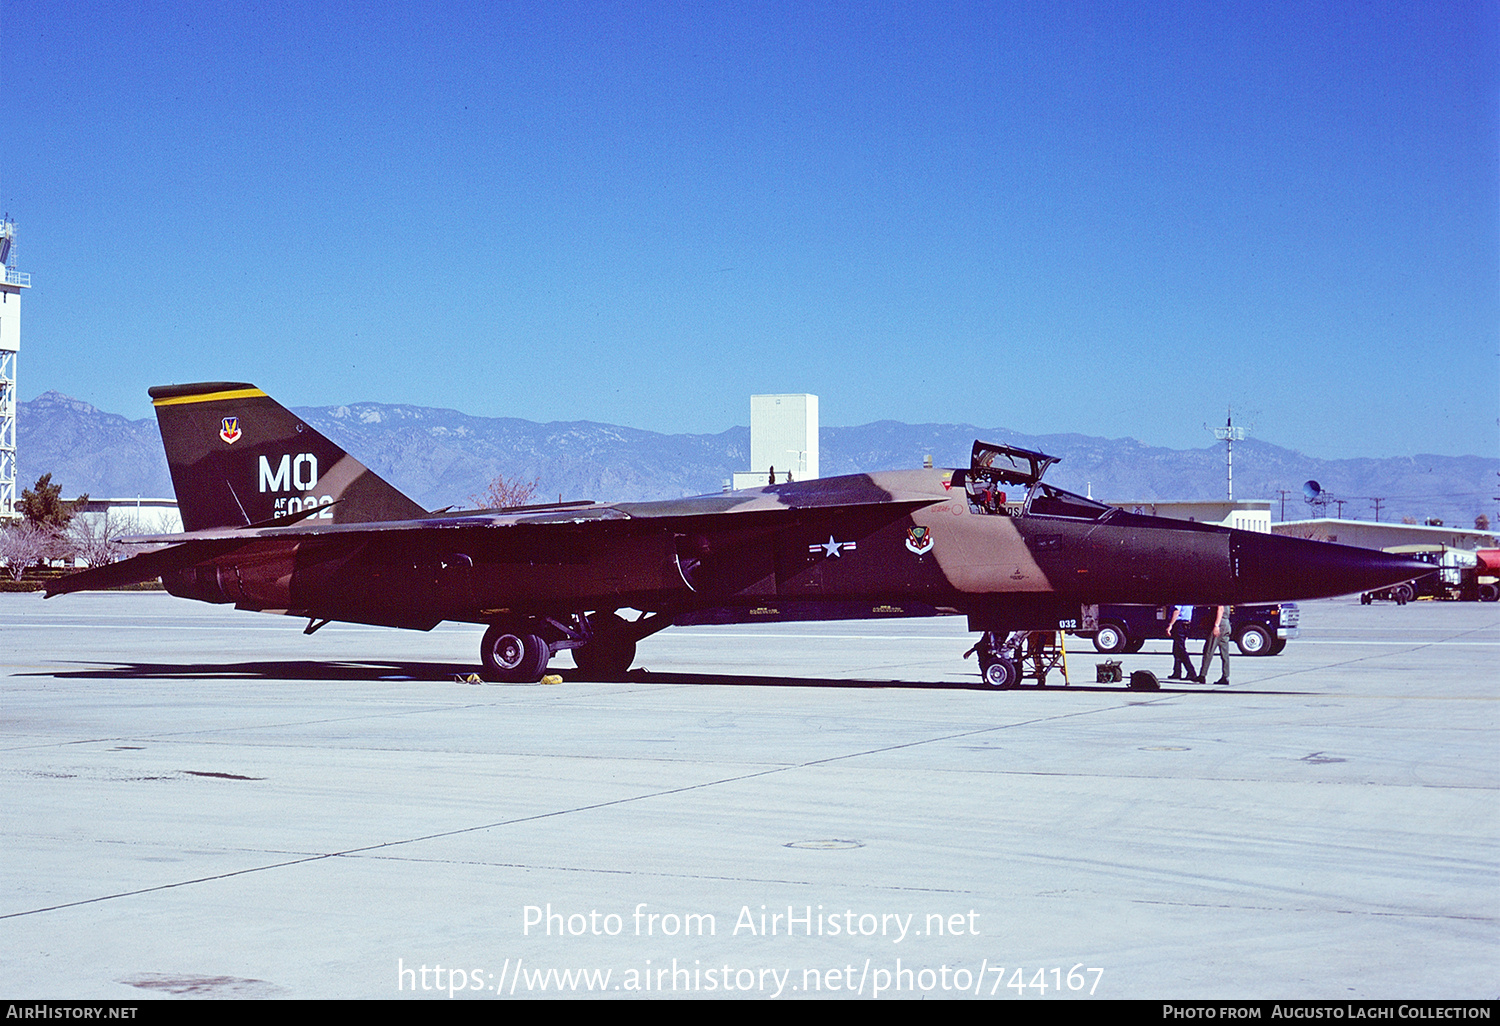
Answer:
[1302,480,1331,518]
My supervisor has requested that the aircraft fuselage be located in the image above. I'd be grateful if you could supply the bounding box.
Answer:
[52,384,1431,684]
[157,466,1378,637]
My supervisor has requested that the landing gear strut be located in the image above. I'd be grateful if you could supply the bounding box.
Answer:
[967,630,1070,688]
[967,631,1018,688]
[480,611,662,683]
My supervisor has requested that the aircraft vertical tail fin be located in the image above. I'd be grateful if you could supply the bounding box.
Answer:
[149,382,427,532]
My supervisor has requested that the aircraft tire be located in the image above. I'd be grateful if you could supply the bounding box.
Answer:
[481,623,550,683]
[981,657,1017,689]
[571,630,637,680]
[1394,583,1414,605]
[1092,622,1129,654]
[1235,624,1273,656]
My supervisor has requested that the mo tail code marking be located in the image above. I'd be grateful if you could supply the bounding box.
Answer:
[259,453,334,518]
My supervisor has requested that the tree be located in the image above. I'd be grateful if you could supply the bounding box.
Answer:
[1478,514,1492,531]
[69,509,139,568]
[0,523,50,581]
[468,473,541,510]
[18,474,86,531]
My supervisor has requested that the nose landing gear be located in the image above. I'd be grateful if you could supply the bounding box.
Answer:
[967,631,1069,689]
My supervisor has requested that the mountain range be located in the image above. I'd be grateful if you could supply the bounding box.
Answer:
[17,390,1497,529]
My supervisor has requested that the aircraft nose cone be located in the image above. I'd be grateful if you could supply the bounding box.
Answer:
[1232,532,1432,602]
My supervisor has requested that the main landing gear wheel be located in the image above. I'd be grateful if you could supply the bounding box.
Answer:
[571,613,637,680]
[481,623,550,683]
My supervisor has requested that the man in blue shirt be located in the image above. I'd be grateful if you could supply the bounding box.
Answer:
[1166,604,1195,680]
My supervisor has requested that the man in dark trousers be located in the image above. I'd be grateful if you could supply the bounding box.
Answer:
[1166,604,1195,680]
[1198,605,1232,685]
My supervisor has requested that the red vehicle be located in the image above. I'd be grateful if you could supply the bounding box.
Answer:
[1361,546,1499,604]
[1478,550,1500,602]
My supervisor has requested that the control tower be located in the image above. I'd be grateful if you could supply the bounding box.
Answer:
[0,217,29,521]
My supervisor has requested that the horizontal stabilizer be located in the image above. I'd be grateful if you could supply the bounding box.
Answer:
[44,541,241,597]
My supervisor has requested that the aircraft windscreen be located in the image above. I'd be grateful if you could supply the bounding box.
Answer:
[1025,483,1115,521]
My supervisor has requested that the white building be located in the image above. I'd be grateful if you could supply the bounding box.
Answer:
[1271,518,1497,552]
[73,497,184,536]
[1107,499,1273,533]
[732,394,819,490]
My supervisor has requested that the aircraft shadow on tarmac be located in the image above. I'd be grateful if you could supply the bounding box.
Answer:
[32,661,1309,694]
[605,670,1309,695]
[35,660,478,683]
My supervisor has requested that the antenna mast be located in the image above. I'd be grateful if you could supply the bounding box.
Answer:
[1209,408,1246,501]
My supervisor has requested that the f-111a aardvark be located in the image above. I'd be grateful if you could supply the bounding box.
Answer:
[49,383,1427,686]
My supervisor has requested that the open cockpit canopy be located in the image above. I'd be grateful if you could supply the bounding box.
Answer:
[960,440,1115,522]
[969,441,1059,487]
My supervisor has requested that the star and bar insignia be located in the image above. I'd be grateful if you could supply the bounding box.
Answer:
[809,535,857,558]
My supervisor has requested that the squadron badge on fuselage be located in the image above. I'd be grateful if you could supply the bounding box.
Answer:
[220,417,242,444]
[905,525,933,555]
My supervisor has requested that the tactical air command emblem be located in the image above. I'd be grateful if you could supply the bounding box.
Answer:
[905,525,934,556]
[219,417,242,444]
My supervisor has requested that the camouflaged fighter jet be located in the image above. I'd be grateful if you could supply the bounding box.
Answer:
[47,382,1429,686]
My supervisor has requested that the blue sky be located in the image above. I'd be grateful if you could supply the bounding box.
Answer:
[3,1,1495,458]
